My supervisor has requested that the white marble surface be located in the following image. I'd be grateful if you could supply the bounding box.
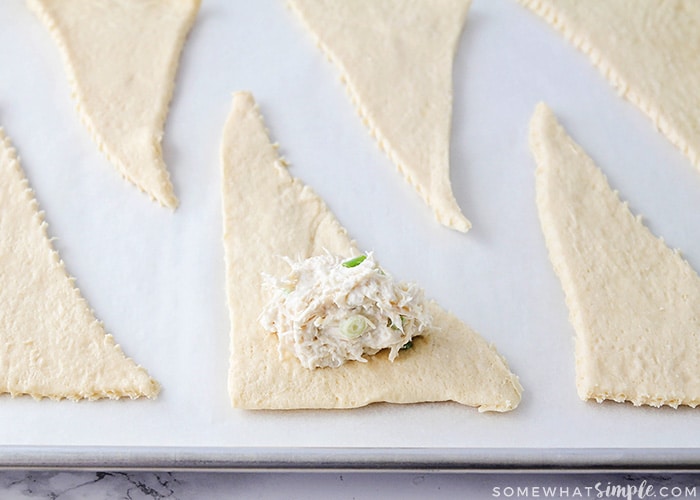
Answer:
[0,471,697,499]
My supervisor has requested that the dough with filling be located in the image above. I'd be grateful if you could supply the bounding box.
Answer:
[27,0,201,208]
[519,0,700,172]
[0,128,159,400]
[531,102,700,408]
[221,91,522,411]
[288,0,471,232]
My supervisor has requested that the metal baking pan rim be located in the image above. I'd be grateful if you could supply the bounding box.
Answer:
[0,446,698,472]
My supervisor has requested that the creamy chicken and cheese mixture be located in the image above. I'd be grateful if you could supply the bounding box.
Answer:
[259,253,431,369]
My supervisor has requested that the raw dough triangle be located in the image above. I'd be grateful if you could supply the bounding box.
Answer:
[27,0,201,208]
[530,103,700,408]
[519,0,700,172]
[0,128,159,400]
[221,92,521,411]
[288,0,472,232]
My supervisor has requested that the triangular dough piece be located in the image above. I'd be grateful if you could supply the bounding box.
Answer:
[0,128,159,400]
[519,0,700,172]
[221,92,521,411]
[288,0,472,232]
[27,0,201,208]
[531,103,700,408]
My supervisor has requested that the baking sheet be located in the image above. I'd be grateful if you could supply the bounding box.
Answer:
[0,0,699,465]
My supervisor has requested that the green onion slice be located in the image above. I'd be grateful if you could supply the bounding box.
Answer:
[389,315,406,330]
[342,255,367,268]
[340,314,372,339]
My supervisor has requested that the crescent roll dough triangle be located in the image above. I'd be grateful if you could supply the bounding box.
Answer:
[519,0,700,172]
[27,0,201,208]
[221,91,521,411]
[288,0,471,232]
[0,128,159,400]
[531,103,700,408]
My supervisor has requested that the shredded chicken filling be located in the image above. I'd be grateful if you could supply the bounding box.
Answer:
[260,253,431,369]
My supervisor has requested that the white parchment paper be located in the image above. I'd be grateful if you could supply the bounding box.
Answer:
[0,0,698,453]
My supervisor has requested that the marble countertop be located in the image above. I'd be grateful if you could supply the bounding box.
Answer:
[0,470,698,499]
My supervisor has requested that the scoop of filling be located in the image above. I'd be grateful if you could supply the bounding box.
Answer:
[259,253,431,369]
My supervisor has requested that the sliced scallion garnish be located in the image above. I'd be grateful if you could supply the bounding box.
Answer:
[340,314,372,338]
[389,315,406,330]
[342,255,367,268]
